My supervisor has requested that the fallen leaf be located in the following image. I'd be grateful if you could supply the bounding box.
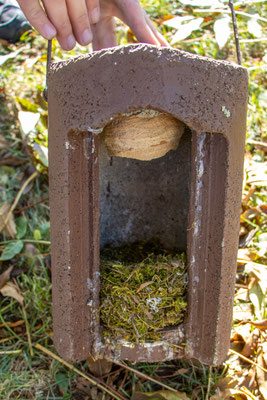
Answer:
[256,351,267,399]
[0,202,17,238]
[33,143,48,167]
[163,16,194,29]
[0,266,14,290]
[246,319,267,330]
[241,329,260,358]
[136,281,154,293]
[0,241,24,261]
[0,319,24,328]
[171,18,203,44]
[0,48,24,66]
[233,302,253,322]
[262,341,267,365]
[132,390,190,400]
[235,287,249,302]
[248,279,264,320]
[214,16,231,49]
[0,282,23,305]
[247,19,262,38]
[16,216,28,239]
[0,134,8,149]
[178,0,223,6]
[237,249,257,262]
[18,111,40,136]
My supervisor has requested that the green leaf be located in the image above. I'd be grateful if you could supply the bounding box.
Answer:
[40,222,50,239]
[34,230,41,240]
[16,216,28,239]
[55,373,69,394]
[0,241,24,261]
[16,98,39,113]
[249,280,264,319]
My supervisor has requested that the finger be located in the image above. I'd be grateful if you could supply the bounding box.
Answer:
[116,0,160,46]
[66,0,92,46]
[85,0,100,24]
[17,0,56,39]
[144,12,170,47]
[42,0,75,50]
[92,17,117,51]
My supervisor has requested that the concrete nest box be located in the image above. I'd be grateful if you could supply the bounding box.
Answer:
[48,44,248,366]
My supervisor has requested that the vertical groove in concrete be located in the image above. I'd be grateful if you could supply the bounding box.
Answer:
[187,132,229,365]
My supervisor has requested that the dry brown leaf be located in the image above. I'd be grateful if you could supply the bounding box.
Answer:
[259,204,267,215]
[235,287,249,302]
[0,282,23,305]
[262,341,267,366]
[0,319,24,328]
[241,207,261,221]
[0,202,16,238]
[237,249,258,263]
[132,390,190,400]
[233,302,253,322]
[136,281,154,293]
[256,351,267,399]
[0,266,14,290]
[242,186,256,205]
[0,134,8,149]
[246,320,267,330]
[241,329,260,358]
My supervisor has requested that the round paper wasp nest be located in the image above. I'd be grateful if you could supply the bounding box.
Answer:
[103,110,185,161]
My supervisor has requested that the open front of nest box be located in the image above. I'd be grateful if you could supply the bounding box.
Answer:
[48,44,248,366]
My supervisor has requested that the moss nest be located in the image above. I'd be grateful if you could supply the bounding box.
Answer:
[100,242,187,343]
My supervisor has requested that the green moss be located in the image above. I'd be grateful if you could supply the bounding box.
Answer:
[100,244,187,344]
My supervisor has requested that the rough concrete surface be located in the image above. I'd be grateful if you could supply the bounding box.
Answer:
[48,44,248,365]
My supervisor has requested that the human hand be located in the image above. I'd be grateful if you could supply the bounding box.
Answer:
[16,0,168,51]
[92,0,168,50]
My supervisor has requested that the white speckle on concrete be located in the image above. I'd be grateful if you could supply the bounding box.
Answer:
[221,105,231,118]
[193,275,199,283]
[68,265,71,270]
[65,141,70,150]
[87,278,93,290]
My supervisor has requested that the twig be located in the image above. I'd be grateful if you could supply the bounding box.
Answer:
[0,350,22,354]
[0,239,51,245]
[14,196,49,214]
[35,344,125,400]
[108,359,178,393]
[229,349,267,373]
[2,172,38,230]
[229,0,242,65]
[22,306,33,356]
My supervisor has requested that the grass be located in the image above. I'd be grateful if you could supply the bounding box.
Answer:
[0,0,266,398]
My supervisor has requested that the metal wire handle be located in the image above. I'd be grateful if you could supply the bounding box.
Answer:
[42,39,52,102]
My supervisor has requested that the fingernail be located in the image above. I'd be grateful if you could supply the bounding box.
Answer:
[43,23,56,39]
[90,7,100,24]
[66,34,76,50]
[81,28,92,45]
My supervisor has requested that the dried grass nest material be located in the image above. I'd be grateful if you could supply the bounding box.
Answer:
[100,253,187,343]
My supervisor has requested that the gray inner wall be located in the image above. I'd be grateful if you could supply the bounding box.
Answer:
[99,128,191,250]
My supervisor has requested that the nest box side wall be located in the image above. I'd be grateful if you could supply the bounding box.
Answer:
[48,45,248,363]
